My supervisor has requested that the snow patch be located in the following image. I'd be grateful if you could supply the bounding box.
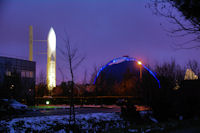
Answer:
[0,112,123,132]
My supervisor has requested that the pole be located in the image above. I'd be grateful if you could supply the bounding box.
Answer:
[29,26,33,61]
[140,65,142,81]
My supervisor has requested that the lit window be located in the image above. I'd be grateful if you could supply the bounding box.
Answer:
[30,71,33,78]
[21,71,26,77]
[6,71,11,76]
[25,71,30,77]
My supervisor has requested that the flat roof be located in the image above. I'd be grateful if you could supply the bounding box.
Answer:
[0,56,36,63]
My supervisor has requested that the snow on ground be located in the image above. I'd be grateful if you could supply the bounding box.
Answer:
[0,112,124,132]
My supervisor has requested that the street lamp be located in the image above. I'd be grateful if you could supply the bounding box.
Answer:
[137,61,142,81]
[46,100,50,105]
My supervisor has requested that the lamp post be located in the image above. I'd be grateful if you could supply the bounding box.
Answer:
[137,61,142,81]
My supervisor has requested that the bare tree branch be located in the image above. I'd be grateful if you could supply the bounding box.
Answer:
[59,30,85,128]
[149,0,200,49]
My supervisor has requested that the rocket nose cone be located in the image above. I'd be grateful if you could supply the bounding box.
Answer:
[48,27,56,51]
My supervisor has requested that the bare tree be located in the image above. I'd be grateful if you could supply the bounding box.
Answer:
[82,69,88,84]
[90,64,99,84]
[35,70,48,97]
[154,59,185,89]
[59,34,85,127]
[149,0,200,49]
[57,63,66,82]
[37,70,46,85]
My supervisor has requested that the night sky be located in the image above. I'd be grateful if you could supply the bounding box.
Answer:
[0,0,199,84]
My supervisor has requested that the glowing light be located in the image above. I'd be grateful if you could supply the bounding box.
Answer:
[137,61,142,65]
[47,27,56,91]
[184,69,198,80]
[94,56,160,88]
[46,101,50,105]
[48,27,56,52]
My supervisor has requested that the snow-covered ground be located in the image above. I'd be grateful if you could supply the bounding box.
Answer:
[0,112,125,132]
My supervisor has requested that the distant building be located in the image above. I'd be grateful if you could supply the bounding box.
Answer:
[95,60,159,98]
[0,56,36,105]
[184,69,198,80]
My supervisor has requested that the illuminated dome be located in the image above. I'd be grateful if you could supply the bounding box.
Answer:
[94,56,160,96]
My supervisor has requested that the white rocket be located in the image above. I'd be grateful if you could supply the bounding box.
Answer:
[47,27,56,91]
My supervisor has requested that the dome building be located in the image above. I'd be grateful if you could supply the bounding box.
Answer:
[94,56,160,99]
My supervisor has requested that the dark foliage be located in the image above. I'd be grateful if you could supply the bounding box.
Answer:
[119,100,142,124]
[149,60,184,121]
[59,81,70,96]
[178,80,200,118]
[150,0,200,47]
[149,60,200,121]
[35,84,48,97]
[171,0,200,23]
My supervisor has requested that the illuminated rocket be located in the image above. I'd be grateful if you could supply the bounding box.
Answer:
[47,27,56,91]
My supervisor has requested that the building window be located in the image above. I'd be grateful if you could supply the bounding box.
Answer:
[29,71,33,78]
[21,71,26,77]
[21,70,34,78]
[6,71,11,76]
[25,71,30,78]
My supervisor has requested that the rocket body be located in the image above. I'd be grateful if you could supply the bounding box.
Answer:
[47,27,56,91]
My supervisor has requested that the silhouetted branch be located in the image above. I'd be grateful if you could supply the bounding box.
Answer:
[149,0,200,49]
[59,30,85,128]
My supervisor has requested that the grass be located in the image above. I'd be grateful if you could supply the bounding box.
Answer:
[28,105,66,109]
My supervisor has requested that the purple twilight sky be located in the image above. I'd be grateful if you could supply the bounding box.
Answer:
[0,0,199,84]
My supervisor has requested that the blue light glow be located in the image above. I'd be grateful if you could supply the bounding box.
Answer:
[94,56,160,88]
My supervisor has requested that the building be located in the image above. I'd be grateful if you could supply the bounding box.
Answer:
[0,56,36,105]
[94,57,160,97]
